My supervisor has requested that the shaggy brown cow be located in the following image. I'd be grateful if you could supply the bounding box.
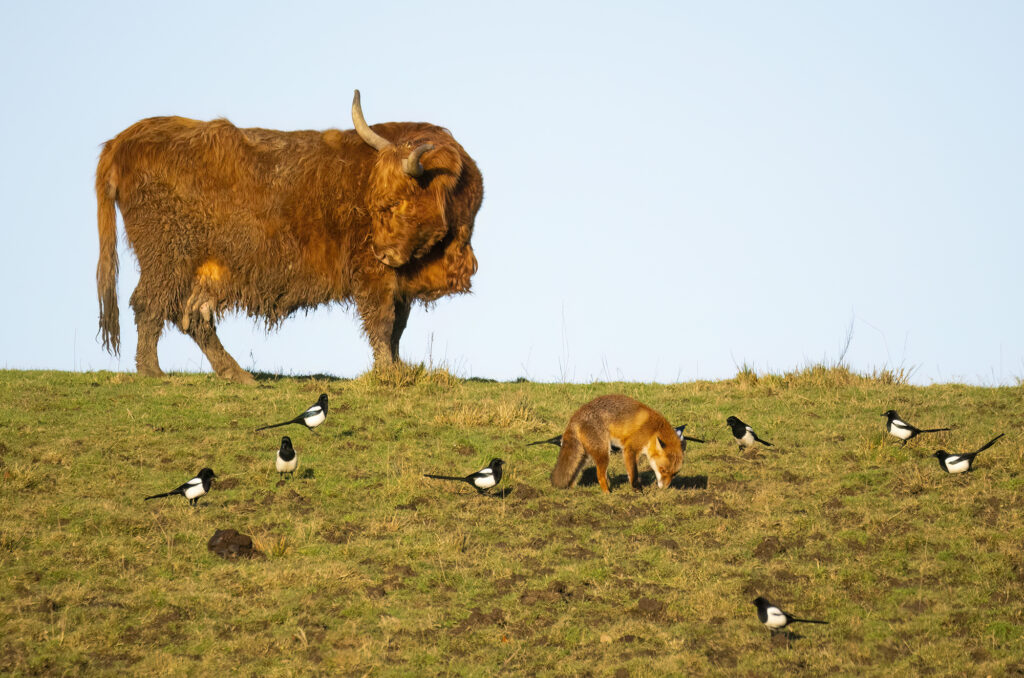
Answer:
[96,90,483,384]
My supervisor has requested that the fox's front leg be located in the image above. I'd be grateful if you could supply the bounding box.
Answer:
[623,446,642,491]
[592,448,612,493]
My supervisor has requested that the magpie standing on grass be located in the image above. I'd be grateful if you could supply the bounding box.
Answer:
[933,433,1005,474]
[883,409,951,445]
[256,394,328,432]
[425,458,505,494]
[528,424,705,450]
[276,436,298,479]
[145,468,216,506]
[752,597,829,633]
[727,416,773,450]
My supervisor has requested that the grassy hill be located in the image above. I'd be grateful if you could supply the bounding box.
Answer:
[1,368,1022,676]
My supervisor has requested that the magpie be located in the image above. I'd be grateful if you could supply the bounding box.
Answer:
[674,424,706,450]
[752,597,828,633]
[276,436,298,479]
[145,468,216,506]
[256,394,328,432]
[883,409,951,445]
[425,458,505,494]
[933,433,1005,474]
[727,416,773,450]
[528,425,705,450]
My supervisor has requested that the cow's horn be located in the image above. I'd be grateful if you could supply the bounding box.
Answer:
[352,90,393,151]
[403,143,434,177]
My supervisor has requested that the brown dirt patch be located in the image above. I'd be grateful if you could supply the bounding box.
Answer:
[207,528,263,559]
[321,523,361,544]
[634,597,666,619]
[754,536,784,561]
[396,496,430,511]
[451,607,505,634]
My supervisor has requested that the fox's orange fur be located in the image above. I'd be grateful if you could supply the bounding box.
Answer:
[550,395,684,493]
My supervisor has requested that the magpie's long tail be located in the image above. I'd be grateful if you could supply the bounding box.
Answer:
[684,436,705,444]
[755,436,774,447]
[527,435,562,447]
[920,427,952,434]
[144,491,175,501]
[255,418,298,432]
[974,433,1005,454]
[424,474,465,482]
[790,618,829,625]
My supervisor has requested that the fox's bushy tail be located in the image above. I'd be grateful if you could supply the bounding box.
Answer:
[550,430,587,488]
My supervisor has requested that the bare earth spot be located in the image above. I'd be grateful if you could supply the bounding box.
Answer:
[451,607,505,634]
[495,573,527,588]
[207,529,263,559]
[396,496,430,511]
[635,597,666,619]
[564,546,597,560]
[321,523,361,544]
[513,483,542,500]
[754,536,784,561]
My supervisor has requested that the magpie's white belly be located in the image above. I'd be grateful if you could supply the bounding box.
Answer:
[765,608,787,629]
[945,456,970,473]
[304,411,326,428]
[184,483,206,500]
[277,456,298,473]
[890,423,913,440]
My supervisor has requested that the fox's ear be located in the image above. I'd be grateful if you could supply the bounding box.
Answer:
[656,437,666,449]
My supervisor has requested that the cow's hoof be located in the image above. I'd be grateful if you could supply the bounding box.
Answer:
[223,368,257,386]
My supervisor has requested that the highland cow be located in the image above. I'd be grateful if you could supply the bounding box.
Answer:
[96,90,483,383]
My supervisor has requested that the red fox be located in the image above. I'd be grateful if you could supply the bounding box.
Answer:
[550,395,684,493]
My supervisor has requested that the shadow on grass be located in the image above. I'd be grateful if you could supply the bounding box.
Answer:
[252,372,350,383]
[576,468,709,491]
[487,486,516,499]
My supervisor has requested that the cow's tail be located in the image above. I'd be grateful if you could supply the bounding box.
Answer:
[96,143,120,355]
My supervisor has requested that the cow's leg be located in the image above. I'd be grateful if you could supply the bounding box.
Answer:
[129,283,166,377]
[181,320,256,385]
[134,313,165,377]
[389,298,413,362]
[355,286,401,370]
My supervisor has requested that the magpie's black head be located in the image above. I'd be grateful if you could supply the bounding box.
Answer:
[933,450,945,458]
[489,458,505,469]
[197,468,216,480]
[726,416,740,427]
[318,394,329,411]
[281,436,293,449]
[752,596,769,608]
[882,409,898,419]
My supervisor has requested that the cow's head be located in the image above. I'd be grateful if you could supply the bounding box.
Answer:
[353,90,476,269]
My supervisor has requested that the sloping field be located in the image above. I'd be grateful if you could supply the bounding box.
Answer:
[1,369,1021,676]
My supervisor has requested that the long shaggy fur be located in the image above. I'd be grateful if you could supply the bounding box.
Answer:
[95,109,483,382]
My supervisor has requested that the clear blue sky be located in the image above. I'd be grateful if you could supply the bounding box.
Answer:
[2,1,1021,384]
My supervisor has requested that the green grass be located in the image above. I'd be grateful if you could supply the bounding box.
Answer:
[1,368,1022,676]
